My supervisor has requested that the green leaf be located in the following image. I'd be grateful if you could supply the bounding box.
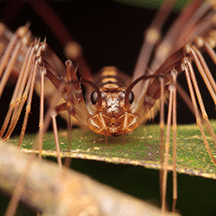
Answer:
[113,0,189,12]
[9,120,216,180]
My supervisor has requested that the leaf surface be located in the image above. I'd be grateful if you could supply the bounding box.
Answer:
[9,120,216,179]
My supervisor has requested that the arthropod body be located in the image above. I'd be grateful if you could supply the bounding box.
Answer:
[0,0,216,214]
[86,66,138,136]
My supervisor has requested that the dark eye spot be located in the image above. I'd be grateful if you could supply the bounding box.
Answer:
[91,90,98,105]
[128,91,134,104]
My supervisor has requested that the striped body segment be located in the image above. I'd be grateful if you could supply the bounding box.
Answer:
[86,67,140,136]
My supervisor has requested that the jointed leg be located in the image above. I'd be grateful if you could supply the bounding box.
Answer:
[159,76,165,210]
[161,82,174,213]
[38,65,46,160]
[0,24,31,96]
[39,58,90,167]
[183,57,216,164]
[0,44,36,140]
[18,57,39,146]
[51,110,62,168]
[185,44,216,105]
[161,69,178,213]
[132,0,177,99]
[171,69,177,212]
[28,0,92,80]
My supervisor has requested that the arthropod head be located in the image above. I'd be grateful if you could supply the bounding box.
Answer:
[82,71,158,137]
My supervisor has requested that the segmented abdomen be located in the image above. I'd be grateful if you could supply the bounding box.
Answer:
[93,66,131,88]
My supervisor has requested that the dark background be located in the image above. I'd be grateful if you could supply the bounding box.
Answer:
[0,0,215,134]
[0,1,216,216]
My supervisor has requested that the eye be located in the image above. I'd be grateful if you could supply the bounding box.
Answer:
[90,90,98,105]
[128,91,134,104]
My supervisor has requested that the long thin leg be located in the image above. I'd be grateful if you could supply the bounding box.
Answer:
[203,39,216,65]
[161,83,174,213]
[132,0,177,98]
[186,58,216,146]
[28,0,92,80]
[149,0,213,77]
[36,48,67,166]
[193,43,216,94]
[159,76,164,198]
[159,75,170,213]
[39,82,67,146]
[51,110,62,168]
[0,45,33,137]
[2,64,33,140]
[0,28,19,79]
[38,66,46,160]
[63,112,72,169]
[187,44,216,104]
[0,23,31,82]
[65,60,89,125]
[4,154,36,216]
[36,57,46,216]
[0,41,21,97]
[171,69,177,212]
[18,54,39,146]
[37,59,89,167]
[49,102,76,168]
[1,44,36,140]
[150,0,203,71]
[34,80,66,168]
[39,46,89,125]
[183,57,216,164]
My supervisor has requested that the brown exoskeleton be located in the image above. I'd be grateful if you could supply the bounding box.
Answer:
[0,0,216,214]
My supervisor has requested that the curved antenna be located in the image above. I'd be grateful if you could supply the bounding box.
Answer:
[125,74,163,109]
[81,78,102,110]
